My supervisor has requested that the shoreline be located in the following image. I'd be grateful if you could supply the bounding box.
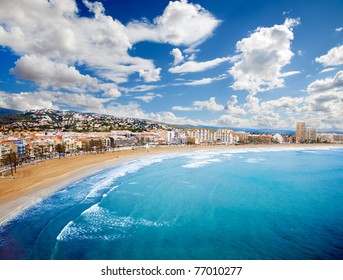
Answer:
[1,143,342,226]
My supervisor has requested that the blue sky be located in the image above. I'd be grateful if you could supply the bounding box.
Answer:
[0,0,342,130]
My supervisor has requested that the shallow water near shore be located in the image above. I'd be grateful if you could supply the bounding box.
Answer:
[1,147,343,259]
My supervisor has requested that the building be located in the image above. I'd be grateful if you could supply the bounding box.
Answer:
[305,127,317,143]
[317,133,343,143]
[0,143,12,160]
[296,122,305,143]
[215,129,234,144]
[296,122,317,143]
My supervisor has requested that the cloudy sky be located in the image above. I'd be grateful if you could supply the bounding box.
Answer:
[0,0,342,130]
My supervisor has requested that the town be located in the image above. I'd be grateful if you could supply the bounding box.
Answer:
[1,109,342,176]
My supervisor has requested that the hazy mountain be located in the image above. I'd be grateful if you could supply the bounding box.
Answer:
[0,108,22,116]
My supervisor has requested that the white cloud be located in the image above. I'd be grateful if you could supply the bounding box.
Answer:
[307,71,343,94]
[169,57,229,73]
[105,102,148,119]
[102,88,121,99]
[180,74,228,86]
[193,97,224,111]
[215,114,249,127]
[0,91,57,111]
[0,0,160,86]
[315,45,343,67]
[244,94,260,114]
[105,102,203,125]
[216,85,343,130]
[139,68,162,82]
[10,55,99,92]
[229,18,300,94]
[125,0,220,48]
[336,27,343,32]
[263,96,304,109]
[320,68,336,73]
[173,97,224,111]
[186,53,197,61]
[172,105,200,111]
[279,71,301,77]
[185,78,216,85]
[225,95,247,116]
[123,84,162,93]
[0,90,108,112]
[134,92,162,103]
[171,48,184,65]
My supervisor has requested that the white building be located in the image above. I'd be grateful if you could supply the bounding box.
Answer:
[0,144,12,160]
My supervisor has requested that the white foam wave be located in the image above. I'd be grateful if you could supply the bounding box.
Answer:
[222,154,233,157]
[186,153,217,160]
[182,158,221,169]
[56,203,171,241]
[84,155,177,199]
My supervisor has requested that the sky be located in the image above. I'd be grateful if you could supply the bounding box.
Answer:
[0,0,342,131]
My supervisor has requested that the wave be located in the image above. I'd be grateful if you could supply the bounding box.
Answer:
[182,158,222,169]
[83,154,178,199]
[56,203,171,241]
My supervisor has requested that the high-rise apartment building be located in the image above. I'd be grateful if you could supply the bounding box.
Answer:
[305,127,317,142]
[296,122,317,143]
[296,122,305,142]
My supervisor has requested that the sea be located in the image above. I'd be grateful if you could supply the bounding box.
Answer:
[0,146,343,260]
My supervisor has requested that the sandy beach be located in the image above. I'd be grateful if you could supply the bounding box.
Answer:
[0,143,341,225]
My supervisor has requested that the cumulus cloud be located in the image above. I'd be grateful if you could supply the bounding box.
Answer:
[260,96,304,111]
[171,48,184,65]
[229,18,300,94]
[102,88,122,99]
[0,0,160,86]
[193,97,224,111]
[215,114,249,127]
[307,71,343,94]
[10,55,99,92]
[225,95,247,116]
[139,68,162,82]
[244,94,261,114]
[169,57,229,73]
[0,90,108,112]
[125,0,220,48]
[335,27,343,32]
[315,45,343,67]
[304,91,342,113]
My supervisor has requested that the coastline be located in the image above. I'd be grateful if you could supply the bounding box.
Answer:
[0,143,342,226]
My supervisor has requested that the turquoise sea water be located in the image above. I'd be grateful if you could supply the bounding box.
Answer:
[0,147,343,260]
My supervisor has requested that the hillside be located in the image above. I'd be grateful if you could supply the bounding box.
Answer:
[0,109,173,132]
